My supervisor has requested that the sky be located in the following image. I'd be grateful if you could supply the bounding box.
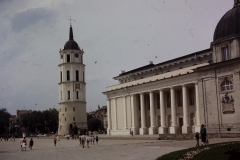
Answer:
[0,0,233,115]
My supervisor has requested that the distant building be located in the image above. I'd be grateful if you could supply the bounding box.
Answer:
[58,23,88,135]
[103,1,240,135]
[88,106,108,131]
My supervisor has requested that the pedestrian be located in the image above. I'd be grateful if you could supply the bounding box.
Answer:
[56,136,60,141]
[86,135,90,148]
[92,136,95,145]
[200,124,207,145]
[19,137,23,150]
[13,136,15,142]
[54,136,57,146]
[29,138,34,150]
[90,136,92,145]
[22,137,27,151]
[195,132,200,147]
[81,134,85,148]
[79,135,82,145]
[96,135,99,144]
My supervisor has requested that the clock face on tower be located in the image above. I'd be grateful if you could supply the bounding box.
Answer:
[75,53,79,58]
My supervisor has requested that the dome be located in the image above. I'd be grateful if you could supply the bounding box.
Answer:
[213,4,240,41]
[63,25,80,50]
[64,40,80,50]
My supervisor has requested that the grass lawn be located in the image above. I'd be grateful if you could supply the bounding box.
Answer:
[157,142,240,160]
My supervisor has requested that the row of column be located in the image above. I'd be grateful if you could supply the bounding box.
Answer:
[107,83,201,135]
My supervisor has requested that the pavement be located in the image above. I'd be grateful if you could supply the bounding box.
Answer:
[0,135,240,160]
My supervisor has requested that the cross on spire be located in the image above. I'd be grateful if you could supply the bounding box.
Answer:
[68,17,76,26]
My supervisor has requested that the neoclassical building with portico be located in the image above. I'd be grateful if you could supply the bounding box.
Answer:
[103,1,240,135]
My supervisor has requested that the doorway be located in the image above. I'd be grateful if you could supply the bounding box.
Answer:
[179,118,183,133]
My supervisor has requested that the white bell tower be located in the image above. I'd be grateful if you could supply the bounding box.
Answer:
[58,24,88,135]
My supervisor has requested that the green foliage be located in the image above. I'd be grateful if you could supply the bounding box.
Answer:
[87,114,102,131]
[0,108,11,135]
[18,109,59,134]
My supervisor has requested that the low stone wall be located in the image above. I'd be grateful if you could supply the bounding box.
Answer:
[158,133,240,140]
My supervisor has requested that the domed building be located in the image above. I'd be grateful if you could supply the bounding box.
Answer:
[58,24,88,135]
[103,1,240,137]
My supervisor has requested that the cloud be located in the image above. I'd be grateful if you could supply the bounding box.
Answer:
[11,7,56,32]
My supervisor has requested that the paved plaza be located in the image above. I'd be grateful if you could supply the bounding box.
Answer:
[1,136,240,160]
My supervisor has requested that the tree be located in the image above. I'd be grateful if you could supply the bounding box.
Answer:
[0,108,11,135]
[87,114,102,131]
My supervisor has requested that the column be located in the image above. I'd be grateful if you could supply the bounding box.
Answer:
[107,99,111,135]
[159,89,167,134]
[139,93,147,135]
[169,87,178,134]
[123,96,128,130]
[195,83,201,132]
[182,85,190,133]
[113,98,117,130]
[149,91,157,135]
[131,94,138,134]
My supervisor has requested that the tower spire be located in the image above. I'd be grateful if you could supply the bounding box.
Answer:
[69,25,74,40]
[68,17,74,40]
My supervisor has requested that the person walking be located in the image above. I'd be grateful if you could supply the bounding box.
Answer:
[92,136,95,145]
[54,136,57,146]
[19,137,23,150]
[86,135,90,148]
[79,135,82,145]
[96,135,99,144]
[81,134,85,148]
[200,124,207,145]
[22,137,27,151]
[195,132,200,147]
[29,138,34,150]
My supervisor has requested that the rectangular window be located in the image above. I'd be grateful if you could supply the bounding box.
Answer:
[73,117,75,121]
[67,91,70,100]
[177,91,182,107]
[67,71,70,81]
[83,71,85,82]
[73,107,75,111]
[221,46,230,61]
[67,54,70,62]
[166,92,171,108]
[60,71,62,82]
[65,108,67,112]
[65,118,66,121]
[76,70,79,81]
[61,91,62,100]
[189,88,195,105]
[76,91,79,99]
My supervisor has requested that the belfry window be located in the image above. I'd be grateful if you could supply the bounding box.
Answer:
[221,78,233,92]
[60,71,62,82]
[67,91,70,100]
[83,71,85,82]
[73,107,75,111]
[76,70,79,81]
[221,46,230,61]
[67,54,70,62]
[67,70,70,81]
